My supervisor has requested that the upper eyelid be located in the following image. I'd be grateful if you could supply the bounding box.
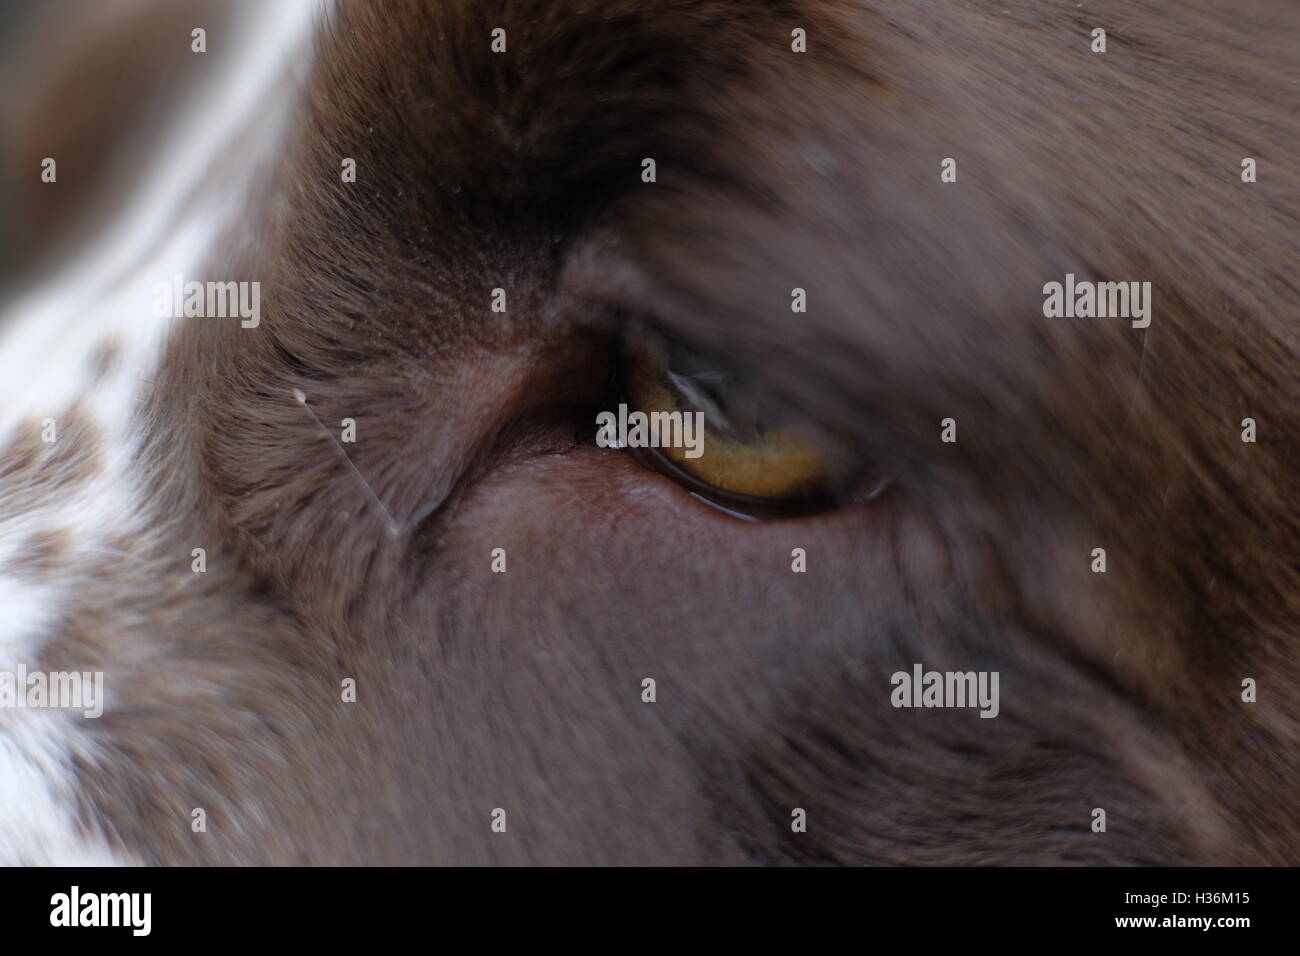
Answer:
[621,321,859,460]
[622,321,765,412]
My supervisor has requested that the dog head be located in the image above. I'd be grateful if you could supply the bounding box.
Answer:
[3,0,1297,864]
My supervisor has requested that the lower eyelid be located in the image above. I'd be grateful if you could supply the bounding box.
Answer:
[688,492,762,522]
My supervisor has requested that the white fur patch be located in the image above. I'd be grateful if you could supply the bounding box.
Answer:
[0,1,325,866]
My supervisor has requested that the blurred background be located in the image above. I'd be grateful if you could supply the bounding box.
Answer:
[0,0,243,299]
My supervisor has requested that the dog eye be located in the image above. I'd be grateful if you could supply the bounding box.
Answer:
[611,329,858,517]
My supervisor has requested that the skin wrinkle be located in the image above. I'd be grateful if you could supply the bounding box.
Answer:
[1,0,1294,863]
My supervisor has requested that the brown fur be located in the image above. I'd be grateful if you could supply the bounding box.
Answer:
[20,0,1300,863]
[0,405,104,504]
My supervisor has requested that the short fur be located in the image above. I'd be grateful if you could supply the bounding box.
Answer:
[5,0,1299,863]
